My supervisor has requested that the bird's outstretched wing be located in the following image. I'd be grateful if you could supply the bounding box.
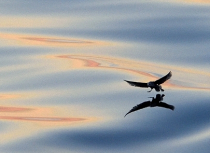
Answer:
[124,80,148,88]
[154,71,172,85]
[124,101,150,117]
[158,102,175,110]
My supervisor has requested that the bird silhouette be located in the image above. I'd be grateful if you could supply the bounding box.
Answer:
[124,94,174,117]
[124,71,172,92]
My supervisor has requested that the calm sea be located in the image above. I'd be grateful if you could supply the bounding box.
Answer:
[0,0,210,153]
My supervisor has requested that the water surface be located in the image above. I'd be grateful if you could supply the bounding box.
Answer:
[0,0,210,153]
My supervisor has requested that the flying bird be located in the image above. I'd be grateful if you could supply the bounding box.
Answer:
[124,94,174,117]
[124,71,172,92]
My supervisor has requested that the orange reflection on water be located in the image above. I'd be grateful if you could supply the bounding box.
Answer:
[53,54,210,91]
[56,55,155,79]
[0,105,92,125]
[0,16,65,28]
[0,32,108,47]
[0,93,22,100]
[0,116,86,122]
[0,105,95,144]
[0,104,96,144]
[0,106,32,112]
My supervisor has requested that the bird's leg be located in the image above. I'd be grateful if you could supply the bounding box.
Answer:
[160,86,164,92]
[147,88,153,92]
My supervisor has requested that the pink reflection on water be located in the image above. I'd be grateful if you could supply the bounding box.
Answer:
[0,105,92,144]
[57,55,155,78]
[22,37,93,45]
[0,106,32,112]
[0,116,86,122]
[55,54,210,91]
[0,32,107,47]
[0,105,91,124]
[0,94,21,99]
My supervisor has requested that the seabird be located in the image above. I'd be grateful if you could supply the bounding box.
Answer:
[124,71,172,92]
[124,94,174,117]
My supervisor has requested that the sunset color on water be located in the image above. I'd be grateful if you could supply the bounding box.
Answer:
[0,1,210,153]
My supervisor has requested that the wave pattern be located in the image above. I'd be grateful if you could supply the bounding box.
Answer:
[54,54,210,91]
[0,33,107,47]
[0,0,210,153]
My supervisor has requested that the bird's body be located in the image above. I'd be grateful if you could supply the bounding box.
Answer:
[124,94,174,117]
[147,81,164,92]
[124,71,172,92]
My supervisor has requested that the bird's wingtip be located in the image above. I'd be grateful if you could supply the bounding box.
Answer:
[124,112,130,117]
[124,80,129,83]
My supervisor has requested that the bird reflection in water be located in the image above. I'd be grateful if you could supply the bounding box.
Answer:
[124,94,174,117]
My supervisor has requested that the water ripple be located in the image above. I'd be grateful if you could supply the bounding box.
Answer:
[0,32,107,47]
[54,54,210,91]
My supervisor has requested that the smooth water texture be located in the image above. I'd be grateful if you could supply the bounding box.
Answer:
[0,0,210,153]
